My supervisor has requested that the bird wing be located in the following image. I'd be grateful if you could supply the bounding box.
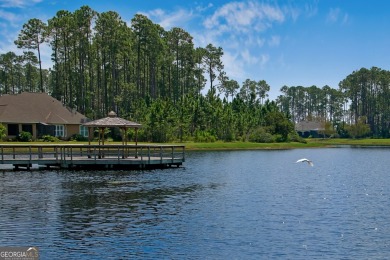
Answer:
[296,158,314,166]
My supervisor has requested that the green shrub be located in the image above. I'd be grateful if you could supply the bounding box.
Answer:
[194,130,217,143]
[221,131,235,142]
[274,134,285,142]
[18,131,32,142]
[249,127,275,143]
[70,134,88,142]
[0,124,6,141]
[288,132,307,143]
[41,135,60,142]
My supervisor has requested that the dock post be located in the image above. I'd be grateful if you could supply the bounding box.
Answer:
[171,147,174,163]
[38,147,43,158]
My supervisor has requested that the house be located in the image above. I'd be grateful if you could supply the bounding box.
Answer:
[0,92,88,140]
[295,120,325,138]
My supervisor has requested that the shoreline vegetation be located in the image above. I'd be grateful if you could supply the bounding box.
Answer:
[1,139,390,151]
[176,138,390,150]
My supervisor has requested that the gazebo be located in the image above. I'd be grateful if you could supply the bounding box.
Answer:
[83,111,142,146]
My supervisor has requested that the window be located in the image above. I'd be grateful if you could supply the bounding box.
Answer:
[7,124,19,136]
[54,125,65,137]
[22,124,33,134]
[79,125,88,137]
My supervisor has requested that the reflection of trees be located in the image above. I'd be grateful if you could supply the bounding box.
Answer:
[59,179,205,240]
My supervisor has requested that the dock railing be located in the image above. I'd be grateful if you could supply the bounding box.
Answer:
[0,144,185,169]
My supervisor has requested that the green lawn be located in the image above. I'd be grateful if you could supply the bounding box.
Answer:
[173,141,322,150]
[1,138,390,151]
[174,138,390,150]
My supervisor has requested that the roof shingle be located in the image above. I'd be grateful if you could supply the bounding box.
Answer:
[0,92,87,124]
[83,111,141,128]
[295,121,325,132]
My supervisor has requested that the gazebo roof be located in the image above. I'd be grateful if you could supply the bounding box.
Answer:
[83,111,141,128]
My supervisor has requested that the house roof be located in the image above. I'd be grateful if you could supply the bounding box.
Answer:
[0,92,87,124]
[83,111,141,128]
[295,121,325,132]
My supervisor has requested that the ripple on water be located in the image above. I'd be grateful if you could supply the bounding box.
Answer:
[0,148,390,259]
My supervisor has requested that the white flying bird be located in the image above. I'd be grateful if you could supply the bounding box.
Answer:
[296,158,314,166]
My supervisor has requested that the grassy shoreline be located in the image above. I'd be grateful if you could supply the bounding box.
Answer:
[177,138,390,150]
[1,138,390,151]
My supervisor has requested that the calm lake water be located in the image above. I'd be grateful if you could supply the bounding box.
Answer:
[1,147,390,259]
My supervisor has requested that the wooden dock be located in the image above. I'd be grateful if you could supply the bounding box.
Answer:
[0,144,185,170]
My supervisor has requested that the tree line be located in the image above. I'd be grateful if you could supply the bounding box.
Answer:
[0,5,389,140]
[276,67,390,138]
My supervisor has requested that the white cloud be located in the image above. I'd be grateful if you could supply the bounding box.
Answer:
[221,50,270,84]
[143,8,194,30]
[241,49,258,65]
[222,34,241,49]
[0,0,42,8]
[198,1,303,86]
[342,13,349,24]
[259,54,269,67]
[0,27,52,69]
[0,24,23,55]
[276,53,287,69]
[326,8,349,25]
[147,8,165,17]
[285,5,300,21]
[195,3,213,12]
[203,1,284,34]
[221,51,245,81]
[0,13,22,54]
[326,8,340,23]
[268,35,280,47]
[256,37,265,47]
[0,38,18,54]
[304,2,318,18]
[0,9,20,23]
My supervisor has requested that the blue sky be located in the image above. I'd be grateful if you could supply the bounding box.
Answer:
[1,0,390,100]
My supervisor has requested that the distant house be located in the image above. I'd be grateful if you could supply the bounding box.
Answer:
[295,120,325,138]
[0,92,88,140]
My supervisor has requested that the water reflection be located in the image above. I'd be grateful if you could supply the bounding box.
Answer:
[1,148,390,259]
[58,171,217,243]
